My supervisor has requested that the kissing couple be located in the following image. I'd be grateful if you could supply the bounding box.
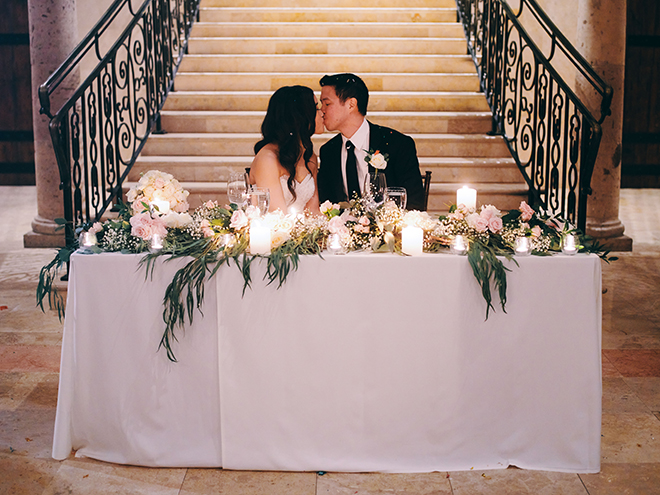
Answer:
[248,73,425,214]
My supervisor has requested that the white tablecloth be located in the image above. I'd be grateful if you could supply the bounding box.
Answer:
[53,251,602,472]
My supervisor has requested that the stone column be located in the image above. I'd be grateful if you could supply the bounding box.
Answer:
[576,0,632,250]
[24,0,79,248]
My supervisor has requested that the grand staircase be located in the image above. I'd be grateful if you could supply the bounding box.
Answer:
[133,0,527,213]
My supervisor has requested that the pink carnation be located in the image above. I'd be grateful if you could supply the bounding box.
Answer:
[520,201,535,222]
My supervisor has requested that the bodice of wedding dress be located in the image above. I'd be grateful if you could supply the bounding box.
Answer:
[280,174,315,212]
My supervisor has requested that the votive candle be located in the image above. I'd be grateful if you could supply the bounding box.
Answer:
[450,234,468,255]
[249,220,271,255]
[150,233,164,251]
[514,236,531,256]
[456,186,477,210]
[562,233,578,255]
[402,226,424,256]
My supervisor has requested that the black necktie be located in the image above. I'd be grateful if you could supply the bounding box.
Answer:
[345,140,360,200]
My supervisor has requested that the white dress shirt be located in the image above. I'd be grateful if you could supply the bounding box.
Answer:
[341,118,370,195]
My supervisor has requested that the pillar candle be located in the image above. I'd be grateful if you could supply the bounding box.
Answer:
[249,220,271,255]
[456,186,477,210]
[402,226,423,256]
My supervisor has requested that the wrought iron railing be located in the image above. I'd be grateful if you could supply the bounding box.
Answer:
[39,0,201,248]
[455,0,612,231]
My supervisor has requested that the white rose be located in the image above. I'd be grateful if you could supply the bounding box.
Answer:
[271,230,291,249]
[370,152,387,170]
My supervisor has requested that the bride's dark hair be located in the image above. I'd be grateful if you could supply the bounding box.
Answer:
[254,85,316,201]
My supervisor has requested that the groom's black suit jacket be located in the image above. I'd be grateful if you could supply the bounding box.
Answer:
[318,121,425,211]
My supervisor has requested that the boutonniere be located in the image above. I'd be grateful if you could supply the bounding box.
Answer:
[364,149,389,173]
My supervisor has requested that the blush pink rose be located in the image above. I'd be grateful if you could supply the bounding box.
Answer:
[328,216,347,236]
[531,225,542,238]
[130,212,167,241]
[358,216,370,226]
[520,201,535,222]
[474,216,489,232]
[230,209,248,230]
[488,216,503,233]
[245,205,260,220]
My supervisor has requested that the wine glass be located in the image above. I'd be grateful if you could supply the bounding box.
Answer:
[385,187,407,209]
[363,172,387,206]
[246,187,270,215]
[227,171,248,205]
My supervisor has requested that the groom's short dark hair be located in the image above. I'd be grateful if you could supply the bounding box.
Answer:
[320,73,369,116]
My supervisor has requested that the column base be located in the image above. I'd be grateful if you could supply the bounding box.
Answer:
[586,218,632,251]
[24,215,66,248]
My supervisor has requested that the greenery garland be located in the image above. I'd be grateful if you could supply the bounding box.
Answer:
[36,171,616,362]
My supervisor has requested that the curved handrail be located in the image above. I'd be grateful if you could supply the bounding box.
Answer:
[455,0,612,230]
[39,0,201,248]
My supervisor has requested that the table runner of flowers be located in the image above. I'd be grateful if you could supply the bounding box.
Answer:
[37,170,614,361]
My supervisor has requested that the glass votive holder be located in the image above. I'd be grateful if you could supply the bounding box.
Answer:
[219,233,236,250]
[514,236,532,256]
[561,233,579,255]
[326,233,345,255]
[150,233,164,252]
[449,234,468,255]
[78,231,97,252]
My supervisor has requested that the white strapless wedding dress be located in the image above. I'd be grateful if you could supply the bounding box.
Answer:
[280,174,315,212]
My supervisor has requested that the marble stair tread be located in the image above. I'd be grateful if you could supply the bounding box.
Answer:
[163,91,491,112]
[173,72,481,92]
[200,7,456,23]
[203,0,457,7]
[159,110,493,133]
[191,22,465,38]
[141,133,511,157]
[187,37,467,55]
[178,53,477,73]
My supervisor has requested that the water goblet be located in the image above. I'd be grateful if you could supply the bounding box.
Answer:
[385,187,407,209]
[363,172,387,206]
[227,171,249,206]
[246,187,270,215]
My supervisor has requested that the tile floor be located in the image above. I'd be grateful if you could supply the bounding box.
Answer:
[1,187,659,494]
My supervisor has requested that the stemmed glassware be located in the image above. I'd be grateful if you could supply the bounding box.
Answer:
[363,172,387,207]
[246,187,270,215]
[385,187,407,209]
[227,171,249,206]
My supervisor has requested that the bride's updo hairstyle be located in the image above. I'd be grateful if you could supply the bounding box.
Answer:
[254,85,316,201]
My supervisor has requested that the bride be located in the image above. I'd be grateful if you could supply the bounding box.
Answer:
[249,86,324,215]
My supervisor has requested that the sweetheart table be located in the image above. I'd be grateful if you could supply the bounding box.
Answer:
[52,251,602,472]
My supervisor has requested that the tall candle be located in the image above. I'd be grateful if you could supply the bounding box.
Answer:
[151,195,170,214]
[249,220,271,255]
[456,186,477,210]
[401,226,423,256]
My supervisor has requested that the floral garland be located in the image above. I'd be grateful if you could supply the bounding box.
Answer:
[37,170,615,361]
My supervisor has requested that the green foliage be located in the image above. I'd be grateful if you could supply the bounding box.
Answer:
[466,240,515,319]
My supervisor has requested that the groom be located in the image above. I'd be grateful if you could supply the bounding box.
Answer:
[317,73,425,211]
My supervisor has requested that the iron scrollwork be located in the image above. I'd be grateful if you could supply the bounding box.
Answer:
[39,0,201,248]
[455,0,612,230]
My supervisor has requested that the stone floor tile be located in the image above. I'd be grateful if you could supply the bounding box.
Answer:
[602,354,621,378]
[602,350,660,377]
[601,413,660,463]
[0,345,61,373]
[447,467,587,494]
[43,458,186,495]
[180,469,316,495]
[602,377,650,414]
[0,372,57,411]
[0,452,61,495]
[623,377,660,410]
[315,471,452,494]
[0,407,56,459]
[579,463,660,495]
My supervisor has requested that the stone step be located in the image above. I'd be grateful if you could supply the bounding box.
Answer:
[191,22,465,38]
[132,155,521,183]
[178,54,476,73]
[427,183,528,213]
[163,91,490,112]
[202,0,457,7]
[187,37,468,55]
[141,133,511,157]
[122,180,526,214]
[173,72,480,92]
[199,7,457,23]
[159,111,493,134]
